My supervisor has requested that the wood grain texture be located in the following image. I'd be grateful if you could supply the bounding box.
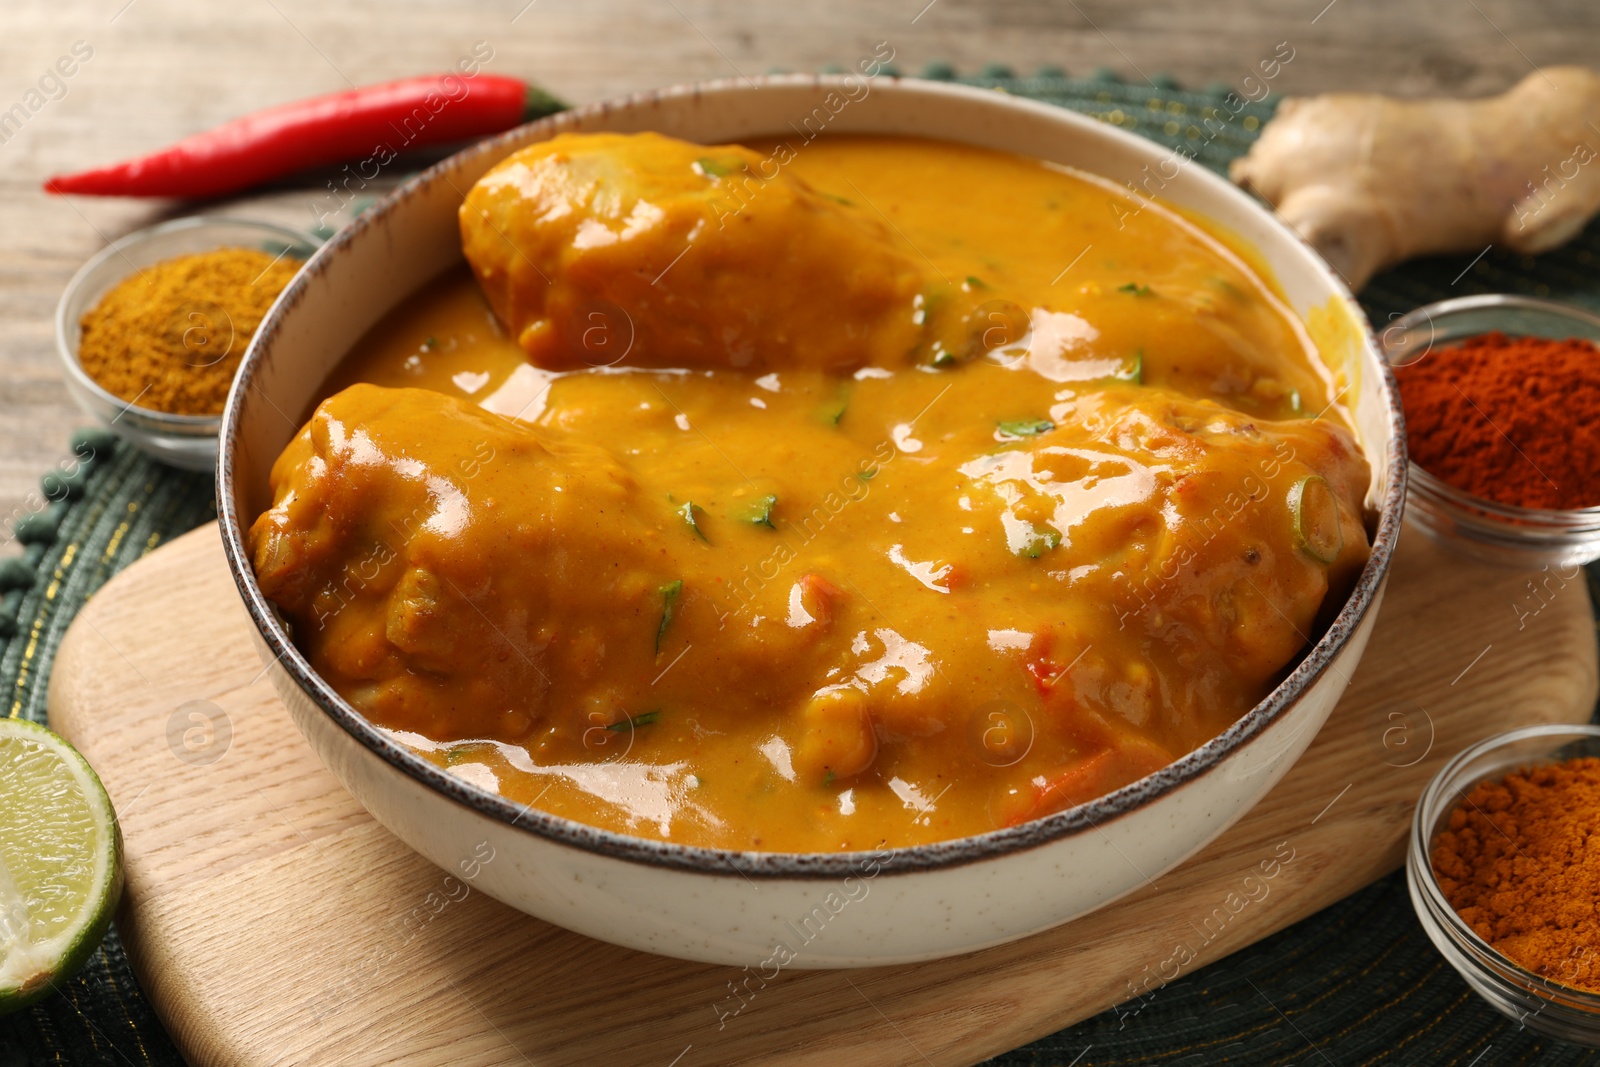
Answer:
[2,0,1598,547]
[45,519,1598,1067]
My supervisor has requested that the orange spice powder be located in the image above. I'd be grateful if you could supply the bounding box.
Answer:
[1432,756,1600,992]
[76,247,299,416]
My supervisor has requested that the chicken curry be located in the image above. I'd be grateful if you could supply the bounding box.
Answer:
[250,133,1372,851]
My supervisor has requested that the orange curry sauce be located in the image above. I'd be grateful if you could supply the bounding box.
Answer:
[250,134,1370,851]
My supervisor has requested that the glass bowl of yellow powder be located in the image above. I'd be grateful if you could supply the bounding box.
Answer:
[55,216,319,470]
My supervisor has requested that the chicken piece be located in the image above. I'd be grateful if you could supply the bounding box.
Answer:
[964,387,1371,753]
[250,383,878,752]
[248,383,675,741]
[459,131,931,372]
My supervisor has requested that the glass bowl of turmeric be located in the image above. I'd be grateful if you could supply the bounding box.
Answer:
[1381,294,1600,568]
[1408,723,1600,1047]
[55,216,319,471]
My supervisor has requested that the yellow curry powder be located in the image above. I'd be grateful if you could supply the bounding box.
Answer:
[76,247,299,415]
[1433,756,1600,993]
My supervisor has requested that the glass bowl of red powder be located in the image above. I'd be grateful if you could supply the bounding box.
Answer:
[1409,723,1600,1047]
[1383,294,1600,566]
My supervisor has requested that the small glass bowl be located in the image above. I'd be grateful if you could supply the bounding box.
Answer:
[1408,723,1600,1047]
[55,216,319,471]
[1381,294,1600,567]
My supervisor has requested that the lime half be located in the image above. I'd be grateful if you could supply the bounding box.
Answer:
[0,719,123,1015]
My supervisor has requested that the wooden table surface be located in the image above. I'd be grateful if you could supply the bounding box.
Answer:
[1,0,1595,537]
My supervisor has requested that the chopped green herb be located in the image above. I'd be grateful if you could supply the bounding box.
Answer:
[605,710,661,732]
[421,336,439,351]
[912,286,950,330]
[857,468,877,482]
[741,494,778,528]
[1118,282,1154,297]
[677,501,707,540]
[695,157,740,178]
[656,579,683,653]
[1209,276,1246,300]
[964,275,988,290]
[929,347,958,369]
[821,192,853,206]
[822,769,836,786]
[818,385,851,425]
[445,746,473,766]
[998,418,1055,437]
[1021,528,1062,558]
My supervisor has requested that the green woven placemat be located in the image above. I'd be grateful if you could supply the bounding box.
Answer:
[5,67,1600,1066]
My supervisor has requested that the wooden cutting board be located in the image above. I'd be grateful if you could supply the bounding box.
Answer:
[47,520,1597,1067]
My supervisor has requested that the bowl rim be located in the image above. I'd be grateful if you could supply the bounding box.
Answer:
[216,73,1408,879]
[55,214,320,429]
[1383,293,1600,523]
[1408,722,1600,1008]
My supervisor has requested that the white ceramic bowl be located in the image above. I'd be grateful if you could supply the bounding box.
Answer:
[218,76,1405,968]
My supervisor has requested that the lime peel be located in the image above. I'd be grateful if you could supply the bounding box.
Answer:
[0,719,123,1015]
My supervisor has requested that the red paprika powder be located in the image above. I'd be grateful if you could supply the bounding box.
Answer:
[1398,331,1600,511]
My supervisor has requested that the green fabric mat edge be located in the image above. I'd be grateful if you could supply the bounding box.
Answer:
[5,66,1600,1067]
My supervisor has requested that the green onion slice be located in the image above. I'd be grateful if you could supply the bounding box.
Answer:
[1289,475,1342,564]
[1116,349,1144,385]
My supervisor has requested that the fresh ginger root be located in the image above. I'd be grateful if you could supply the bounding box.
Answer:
[1230,67,1600,291]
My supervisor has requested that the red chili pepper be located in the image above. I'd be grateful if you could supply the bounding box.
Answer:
[43,75,565,199]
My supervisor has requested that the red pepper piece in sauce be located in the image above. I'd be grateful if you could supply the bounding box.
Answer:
[1004,740,1174,827]
[44,75,565,199]
[1025,628,1068,698]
